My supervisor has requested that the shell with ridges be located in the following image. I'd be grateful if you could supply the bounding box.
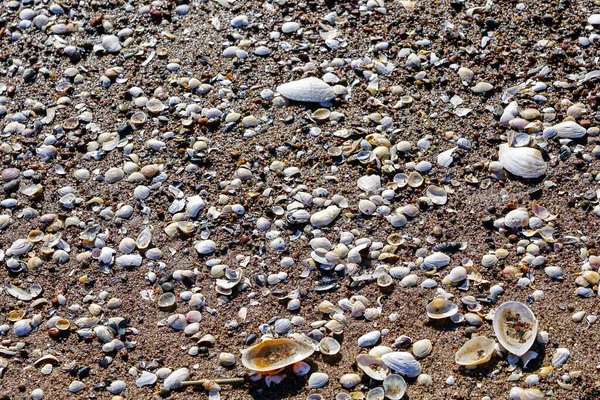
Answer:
[276,77,335,103]
[498,144,547,179]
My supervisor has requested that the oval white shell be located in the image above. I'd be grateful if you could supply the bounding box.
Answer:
[276,77,335,103]
[493,301,538,356]
[380,352,422,378]
[498,144,547,179]
[455,336,495,366]
[383,374,407,400]
[240,338,314,372]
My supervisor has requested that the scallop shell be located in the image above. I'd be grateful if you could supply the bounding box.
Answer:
[498,144,547,179]
[493,301,538,356]
[276,77,335,103]
[240,338,315,372]
[455,336,495,366]
[356,354,390,381]
[380,352,422,378]
[426,298,458,319]
[383,374,407,400]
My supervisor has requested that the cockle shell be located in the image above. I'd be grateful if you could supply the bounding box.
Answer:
[276,77,336,103]
[504,209,529,229]
[240,338,314,372]
[455,336,495,366]
[493,301,538,356]
[498,144,547,179]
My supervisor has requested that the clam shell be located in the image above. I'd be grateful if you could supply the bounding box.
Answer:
[356,354,390,381]
[358,175,381,193]
[136,371,158,387]
[437,147,457,168]
[551,348,570,367]
[195,240,216,255]
[308,372,329,389]
[426,185,447,205]
[504,209,529,229]
[186,195,206,218]
[493,301,538,356]
[358,330,381,348]
[548,121,586,139]
[7,239,34,257]
[276,77,335,103]
[164,368,190,390]
[426,298,458,319]
[116,254,142,267]
[455,336,495,366]
[340,373,361,389]
[14,319,33,336]
[310,206,340,228]
[383,374,407,400]
[412,339,433,358]
[380,352,422,378]
[366,387,385,400]
[240,338,314,372]
[319,337,341,355]
[498,144,547,179]
[422,252,450,270]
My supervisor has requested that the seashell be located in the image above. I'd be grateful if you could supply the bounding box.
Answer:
[55,318,70,331]
[544,266,563,279]
[136,371,158,387]
[357,175,381,193]
[356,354,390,381]
[340,373,361,389]
[240,338,314,372]
[458,67,474,82]
[551,348,570,367]
[519,388,544,400]
[358,330,381,348]
[455,336,495,366]
[319,337,340,355]
[273,318,292,334]
[366,387,385,400]
[310,206,340,228]
[293,361,310,376]
[8,309,25,322]
[104,167,125,183]
[370,346,393,358]
[308,372,329,389]
[426,185,447,205]
[422,252,450,270]
[167,314,187,330]
[376,273,393,288]
[437,147,457,167]
[380,352,422,378]
[158,292,176,309]
[407,171,423,188]
[107,380,126,394]
[472,81,493,93]
[276,77,335,103]
[359,199,377,215]
[69,381,84,393]
[426,298,458,319]
[442,267,467,285]
[186,195,205,218]
[164,368,190,390]
[0,215,11,230]
[219,352,236,367]
[383,374,407,400]
[7,239,34,257]
[493,301,538,356]
[548,121,586,139]
[116,254,142,267]
[136,226,152,249]
[1,168,20,182]
[505,209,529,229]
[498,144,547,179]
[412,339,432,358]
[5,284,32,301]
[195,240,216,255]
[14,319,33,336]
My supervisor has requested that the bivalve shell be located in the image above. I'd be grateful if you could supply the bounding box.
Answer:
[380,352,422,378]
[356,354,390,381]
[412,339,432,358]
[455,336,495,366]
[382,374,407,400]
[498,144,547,179]
[551,348,570,367]
[240,338,314,372]
[276,77,335,103]
[426,298,458,319]
[319,337,341,355]
[493,301,538,356]
[358,330,381,348]
[308,372,329,389]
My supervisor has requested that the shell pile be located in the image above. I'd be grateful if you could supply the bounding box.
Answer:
[0,0,597,399]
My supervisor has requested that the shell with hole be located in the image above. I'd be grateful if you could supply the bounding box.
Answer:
[493,301,538,356]
[240,337,314,372]
[455,336,496,367]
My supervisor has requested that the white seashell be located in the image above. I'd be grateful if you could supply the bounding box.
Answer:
[240,338,314,372]
[380,352,422,378]
[412,339,433,358]
[498,144,547,179]
[136,371,157,387]
[195,240,216,255]
[310,206,340,228]
[472,81,493,93]
[276,77,335,103]
[6,239,34,257]
[358,175,381,193]
[366,387,385,400]
[356,354,390,381]
[116,254,142,267]
[319,337,340,355]
[422,252,450,270]
[383,374,407,400]
[186,195,205,218]
[167,314,186,330]
[500,101,520,126]
[358,330,381,347]
[69,381,84,393]
[281,21,300,33]
[544,266,563,279]
[136,227,152,249]
[454,336,495,366]
[426,298,458,319]
[547,121,586,139]
[340,373,361,389]
[308,372,329,389]
[107,380,126,394]
[504,209,529,229]
[442,267,467,285]
[164,368,189,390]
[437,147,457,167]
[519,388,544,400]
[5,284,32,301]
[359,199,377,215]
[551,348,570,367]
[426,185,447,205]
[14,319,33,336]
[493,301,538,356]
